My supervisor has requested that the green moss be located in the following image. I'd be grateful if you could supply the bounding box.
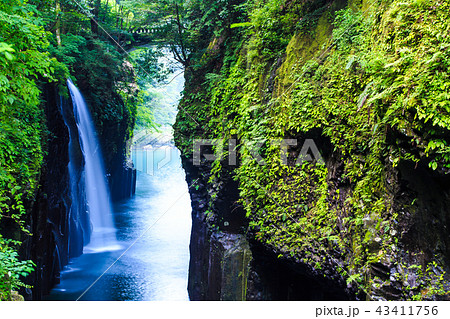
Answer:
[175,0,450,300]
[276,12,335,92]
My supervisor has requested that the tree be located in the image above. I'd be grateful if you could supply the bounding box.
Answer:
[90,0,101,34]
[132,0,191,67]
[122,0,244,70]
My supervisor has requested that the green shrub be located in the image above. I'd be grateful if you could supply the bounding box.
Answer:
[0,236,35,301]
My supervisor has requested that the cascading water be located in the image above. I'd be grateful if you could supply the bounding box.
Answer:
[67,79,120,253]
[48,58,191,301]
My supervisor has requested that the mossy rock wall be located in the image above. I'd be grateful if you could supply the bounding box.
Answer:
[175,0,450,300]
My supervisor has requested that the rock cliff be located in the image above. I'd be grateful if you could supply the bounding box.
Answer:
[175,0,450,300]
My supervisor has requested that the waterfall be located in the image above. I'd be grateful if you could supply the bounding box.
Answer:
[67,79,120,253]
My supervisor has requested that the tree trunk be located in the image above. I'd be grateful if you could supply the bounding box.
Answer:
[175,4,188,67]
[90,0,101,35]
[55,0,62,47]
[105,0,110,21]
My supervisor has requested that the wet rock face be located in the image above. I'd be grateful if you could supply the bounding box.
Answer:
[27,84,75,299]
[101,115,136,203]
[206,233,252,300]
[109,164,136,202]
[182,157,353,301]
[183,158,248,300]
[370,161,450,301]
[319,155,450,301]
[247,240,353,301]
[60,86,90,259]
[398,161,450,265]
[183,158,210,300]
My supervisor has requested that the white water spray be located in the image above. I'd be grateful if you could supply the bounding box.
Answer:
[67,79,121,253]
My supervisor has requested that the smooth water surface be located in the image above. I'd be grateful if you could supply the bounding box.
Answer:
[46,147,192,301]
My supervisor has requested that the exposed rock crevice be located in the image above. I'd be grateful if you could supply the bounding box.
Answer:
[181,156,353,300]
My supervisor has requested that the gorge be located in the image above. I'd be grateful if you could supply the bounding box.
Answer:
[1,0,450,302]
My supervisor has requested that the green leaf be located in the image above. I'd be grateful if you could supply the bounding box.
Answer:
[430,161,438,170]
[230,22,252,29]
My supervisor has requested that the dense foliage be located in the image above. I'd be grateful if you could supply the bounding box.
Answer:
[0,0,147,300]
[0,0,66,300]
[173,0,450,300]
